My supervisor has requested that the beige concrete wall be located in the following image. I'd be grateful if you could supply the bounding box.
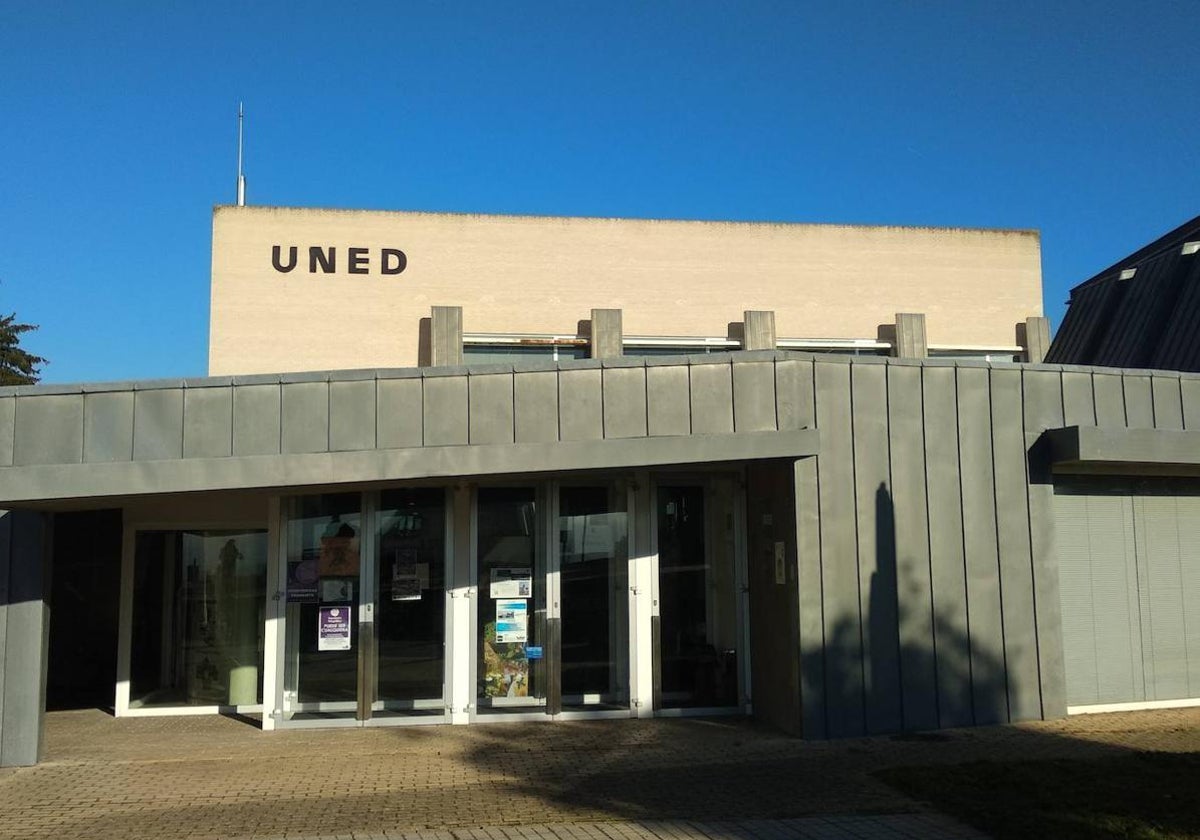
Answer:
[209,205,1042,375]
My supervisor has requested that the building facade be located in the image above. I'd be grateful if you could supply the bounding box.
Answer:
[1,207,1197,768]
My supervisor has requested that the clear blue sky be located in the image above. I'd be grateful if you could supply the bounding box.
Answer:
[2,2,1197,383]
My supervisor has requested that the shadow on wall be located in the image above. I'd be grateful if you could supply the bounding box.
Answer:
[820,484,1010,737]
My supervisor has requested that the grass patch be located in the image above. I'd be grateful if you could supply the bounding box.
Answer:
[877,752,1200,840]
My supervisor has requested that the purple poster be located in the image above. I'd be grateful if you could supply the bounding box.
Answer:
[318,606,352,651]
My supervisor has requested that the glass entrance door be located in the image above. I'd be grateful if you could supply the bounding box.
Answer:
[474,483,632,718]
[279,490,446,726]
[656,482,741,710]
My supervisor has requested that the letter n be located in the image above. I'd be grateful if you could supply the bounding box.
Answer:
[309,246,336,273]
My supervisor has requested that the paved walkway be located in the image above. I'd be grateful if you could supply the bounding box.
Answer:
[1,707,1198,840]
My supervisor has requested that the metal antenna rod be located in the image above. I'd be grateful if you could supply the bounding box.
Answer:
[236,102,246,206]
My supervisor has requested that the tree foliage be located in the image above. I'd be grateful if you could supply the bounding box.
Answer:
[0,313,46,386]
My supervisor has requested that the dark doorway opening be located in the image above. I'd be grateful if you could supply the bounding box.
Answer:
[47,510,122,711]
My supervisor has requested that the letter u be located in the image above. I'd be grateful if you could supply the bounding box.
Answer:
[272,245,298,273]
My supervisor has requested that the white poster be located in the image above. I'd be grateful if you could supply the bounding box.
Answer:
[495,599,528,643]
[489,567,532,599]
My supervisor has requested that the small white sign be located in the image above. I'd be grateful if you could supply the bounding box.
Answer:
[495,599,529,643]
[490,567,532,599]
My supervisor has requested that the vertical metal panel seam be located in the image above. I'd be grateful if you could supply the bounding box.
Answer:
[420,377,427,447]
[373,378,380,449]
[953,366,977,723]
[180,385,187,456]
[729,360,738,434]
[847,362,868,734]
[1020,368,1047,717]
[326,380,332,452]
[919,365,942,724]
[811,359,829,737]
[276,384,283,454]
[882,361,906,728]
[510,372,517,444]
[556,370,563,442]
[986,369,1013,722]
[686,365,694,435]
[228,384,235,456]
[600,368,608,439]
[80,394,88,462]
[1089,374,1099,427]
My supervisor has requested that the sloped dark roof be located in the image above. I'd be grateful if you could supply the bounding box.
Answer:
[1047,214,1200,371]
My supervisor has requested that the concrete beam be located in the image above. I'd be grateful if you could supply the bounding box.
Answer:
[893,313,927,359]
[430,306,464,367]
[589,309,623,359]
[1022,316,1051,364]
[743,311,777,351]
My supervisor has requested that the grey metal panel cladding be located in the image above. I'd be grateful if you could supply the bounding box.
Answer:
[956,367,1008,725]
[813,360,865,738]
[793,456,826,738]
[922,366,972,729]
[183,388,233,459]
[886,363,938,731]
[1182,379,1200,430]
[14,395,83,466]
[602,367,648,439]
[1,511,47,767]
[377,378,422,450]
[1061,372,1096,427]
[1122,374,1155,429]
[0,399,11,467]
[132,389,184,461]
[732,361,777,433]
[0,512,9,751]
[513,371,559,444]
[423,377,468,447]
[1177,496,1200,697]
[1021,368,1068,719]
[84,391,134,463]
[1137,496,1191,700]
[1092,373,1126,428]
[468,374,515,445]
[776,359,814,432]
[281,382,329,454]
[991,368,1041,721]
[233,384,281,456]
[646,366,690,437]
[329,380,376,452]
[1055,492,1142,706]
[689,363,735,436]
[850,362,902,734]
[558,368,603,442]
[1151,376,1184,431]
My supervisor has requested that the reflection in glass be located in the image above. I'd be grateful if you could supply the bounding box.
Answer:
[559,486,629,709]
[129,530,267,708]
[657,485,739,708]
[375,488,445,714]
[283,493,361,713]
[476,487,544,709]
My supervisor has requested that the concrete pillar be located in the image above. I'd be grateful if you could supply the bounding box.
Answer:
[430,306,464,367]
[1022,316,1052,364]
[0,510,50,767]
[742,310,777,351]
[893,313,928,359]
[589,309,623,359]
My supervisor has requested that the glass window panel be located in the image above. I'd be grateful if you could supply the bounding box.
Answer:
[657,485,739,708]
[375,488,446,713]
[559,485,629,709]
[476,487,545,710]
[129,529,267,708]
[283,493,362,712]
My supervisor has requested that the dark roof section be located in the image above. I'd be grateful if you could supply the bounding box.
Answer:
[1047,214,1200,371]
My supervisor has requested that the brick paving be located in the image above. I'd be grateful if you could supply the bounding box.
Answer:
[0,707,1197,840]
